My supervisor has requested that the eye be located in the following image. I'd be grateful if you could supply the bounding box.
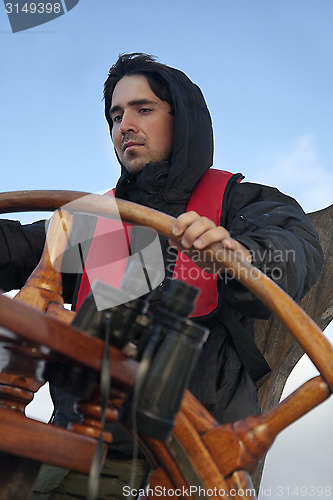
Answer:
[139,107,152,114]
[112,114,123,123]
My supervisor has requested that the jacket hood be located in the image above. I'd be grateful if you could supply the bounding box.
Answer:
[114,65,214,217]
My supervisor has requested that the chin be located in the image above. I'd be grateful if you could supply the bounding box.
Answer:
[122,154,149,172]
[123,162,146,175]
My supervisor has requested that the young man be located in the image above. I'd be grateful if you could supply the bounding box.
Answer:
[101,53,322,420]
[0,53,323,498]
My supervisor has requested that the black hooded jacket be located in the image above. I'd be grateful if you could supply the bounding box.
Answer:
[109,64,323,418]
[0,64,323,427]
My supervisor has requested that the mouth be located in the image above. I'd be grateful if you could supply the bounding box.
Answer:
[123,142,144,152]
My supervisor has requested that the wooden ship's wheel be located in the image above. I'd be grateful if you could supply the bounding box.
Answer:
[0,191,332,500]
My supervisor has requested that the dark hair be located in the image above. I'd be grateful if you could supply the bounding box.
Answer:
[104,53,173,128]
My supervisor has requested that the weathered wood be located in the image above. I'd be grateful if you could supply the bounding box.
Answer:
[252,204,333,489]
[255,204,333,411]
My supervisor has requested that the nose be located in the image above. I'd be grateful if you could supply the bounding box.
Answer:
[119,110,139,134]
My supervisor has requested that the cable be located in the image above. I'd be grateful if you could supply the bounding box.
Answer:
[86,313,112,500]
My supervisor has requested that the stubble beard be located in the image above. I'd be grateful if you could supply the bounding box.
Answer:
[121,151,148,174]
[121,149,171,175]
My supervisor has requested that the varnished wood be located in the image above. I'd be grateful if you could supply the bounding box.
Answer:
[0,293,138,390]
[14,209,73,310]
[234,375,330,459]
[226,471,257,499]
[171,412,231,498]
[0,406,106,474]
[0,210,75,421]
[0,374,41,393]
[0,191,331,499]
[144,403,258,499]
[46,302,75,323]
[201,376,331,476]
[0,384,35,412]
[70,395,119,443]
[144,438,196,499]
[0,201,139,498]
[0,191,332,391]
[149,467,183,499]
[180,390,217,435]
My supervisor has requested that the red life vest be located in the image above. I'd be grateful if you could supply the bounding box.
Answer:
[76,169,237,317]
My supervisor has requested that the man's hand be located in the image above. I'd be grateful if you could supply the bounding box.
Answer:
[169,211,252,263]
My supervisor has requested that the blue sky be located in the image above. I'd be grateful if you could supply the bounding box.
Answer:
[1,1,332,498]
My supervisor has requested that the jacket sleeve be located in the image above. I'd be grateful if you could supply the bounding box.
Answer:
[0,218,80,303]
[219,182,324,319]
[0,219,46,292]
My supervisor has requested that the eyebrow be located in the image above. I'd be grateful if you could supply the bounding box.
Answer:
[109,99,158,117]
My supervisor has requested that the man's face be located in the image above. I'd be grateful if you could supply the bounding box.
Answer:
[110,74,174,174]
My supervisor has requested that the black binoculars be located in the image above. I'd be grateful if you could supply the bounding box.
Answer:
[61,270,209,441]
